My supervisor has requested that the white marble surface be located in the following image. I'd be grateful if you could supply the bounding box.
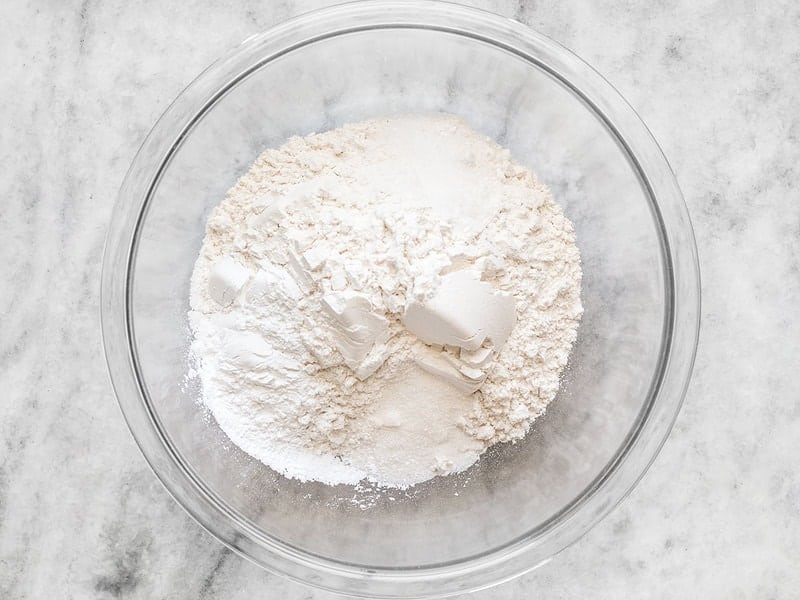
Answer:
[1,0,798,598]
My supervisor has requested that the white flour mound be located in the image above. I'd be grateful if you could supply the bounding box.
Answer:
[188,114,582,489]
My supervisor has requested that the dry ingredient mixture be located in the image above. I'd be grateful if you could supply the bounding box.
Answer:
[188,114,582,488]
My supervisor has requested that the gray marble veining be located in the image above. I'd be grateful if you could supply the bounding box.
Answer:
[1,0,798,598]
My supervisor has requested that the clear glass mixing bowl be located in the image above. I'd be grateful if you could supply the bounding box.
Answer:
[101,2,700,597]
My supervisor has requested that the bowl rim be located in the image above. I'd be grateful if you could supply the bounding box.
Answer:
[100,1,701,597]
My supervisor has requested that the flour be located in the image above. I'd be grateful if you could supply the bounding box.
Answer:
[188,114,582,489]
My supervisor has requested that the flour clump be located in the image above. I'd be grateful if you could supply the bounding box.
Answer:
[188,114,582,488]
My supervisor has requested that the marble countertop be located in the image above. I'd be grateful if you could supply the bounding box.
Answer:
[2,0,798,598]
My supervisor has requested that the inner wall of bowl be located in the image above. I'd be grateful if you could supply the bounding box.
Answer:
[131,28,666,567]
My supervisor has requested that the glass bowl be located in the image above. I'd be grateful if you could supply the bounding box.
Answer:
[101,2,700,597]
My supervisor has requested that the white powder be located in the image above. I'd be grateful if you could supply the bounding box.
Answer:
[189,114,582,489]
